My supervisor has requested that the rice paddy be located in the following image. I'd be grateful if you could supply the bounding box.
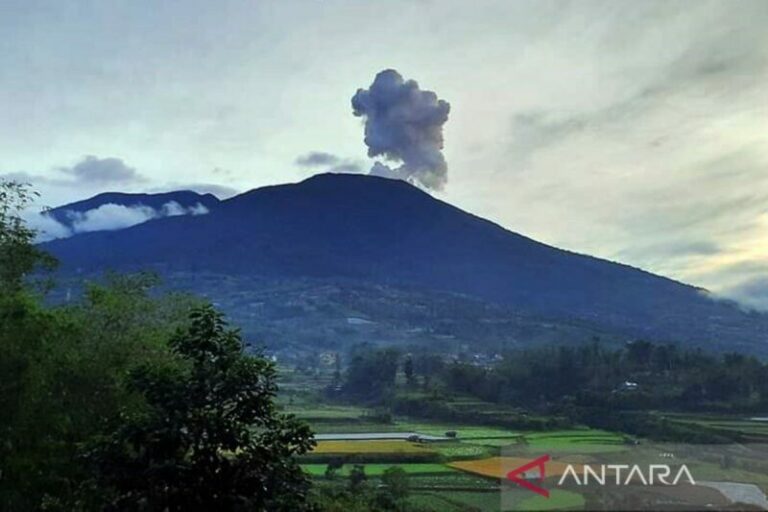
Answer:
[312,440,436,455]
[301,463,455,477]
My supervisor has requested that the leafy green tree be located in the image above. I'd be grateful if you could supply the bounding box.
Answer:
[403,355,415,387]
[375,466,410,510]
[343,347,399,402]
[1,273,198,510]
[380,467,409,501]
[347,464,367,493]
[88,306,316,511]
[0,179,55,293]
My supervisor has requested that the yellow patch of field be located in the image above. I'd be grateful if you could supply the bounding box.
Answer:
[449,457,583,480]
[313,440,435,455]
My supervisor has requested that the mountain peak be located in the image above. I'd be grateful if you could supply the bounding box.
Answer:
[40,175,768,356]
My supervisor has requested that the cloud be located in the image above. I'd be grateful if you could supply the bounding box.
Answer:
[1,155,146,193]
[58,155,145,184]
[293,152,363,175]
[66,203,158,233]
[718,277,768,311]
[483,1,768,312]
[352,69,451,191]
[295,152,340,167]
[30,201,211,241]
[23,210,72,241]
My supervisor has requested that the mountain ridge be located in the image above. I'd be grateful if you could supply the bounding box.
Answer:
[46,190,221,228]
[40,173,768,355]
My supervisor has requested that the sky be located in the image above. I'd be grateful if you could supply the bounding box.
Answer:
[1,0,767,307]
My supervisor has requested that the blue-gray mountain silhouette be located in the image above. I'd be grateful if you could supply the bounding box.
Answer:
[41,173,768,355]
[47,190,220,229]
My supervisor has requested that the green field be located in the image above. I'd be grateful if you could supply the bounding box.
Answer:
[661,413,768,439]
[522,429,628,454]
[281,369,768,511]
[302,463,455,477]
[516,489,585,511]
[408,491,501,511]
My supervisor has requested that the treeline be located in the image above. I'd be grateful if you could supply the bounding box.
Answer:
[446,341,768,412]
[338,339,768,415]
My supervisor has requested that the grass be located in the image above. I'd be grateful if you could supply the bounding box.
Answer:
[516,489,585,511]
[431,442,495,460]
[281,404,369,421]
[409,491,501,512]
[521,429,627,454]
[464,438,528,447]
[395,421,521,440]
[301,463,454,477]
[408,472,499,489]
[457,428,627,452]
[655,412,768,438]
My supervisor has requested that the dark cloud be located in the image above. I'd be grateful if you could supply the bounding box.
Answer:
[295,152,341,167]
[1,155,146,189]
[352,69,450,190]
[59,155,144,184]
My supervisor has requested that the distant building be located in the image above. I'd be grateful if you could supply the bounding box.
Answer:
[618,381,639,391]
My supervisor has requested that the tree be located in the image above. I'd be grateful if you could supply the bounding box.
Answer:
[89,306,316,511]
[347,465,367,493]
[380,466,409,501]
[403,355,415,387]
[1,274,211,511]
[0,179,55,293]
[343,347,399,402]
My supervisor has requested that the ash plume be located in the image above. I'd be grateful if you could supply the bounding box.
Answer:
[352,69,450,190]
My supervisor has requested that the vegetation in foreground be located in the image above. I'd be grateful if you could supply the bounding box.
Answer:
[1,181,317,511]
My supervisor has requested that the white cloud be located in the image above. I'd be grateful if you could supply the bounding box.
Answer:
[29,201,211,241]
[68,203,158,233]
[23,210,72,242]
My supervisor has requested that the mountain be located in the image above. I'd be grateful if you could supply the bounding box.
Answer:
[41,173,768,356]
[46,190,220,229]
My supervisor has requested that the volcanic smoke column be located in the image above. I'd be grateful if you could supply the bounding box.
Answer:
[351,69,451,191]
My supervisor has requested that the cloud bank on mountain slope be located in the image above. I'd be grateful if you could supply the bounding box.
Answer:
[27,201,210,242]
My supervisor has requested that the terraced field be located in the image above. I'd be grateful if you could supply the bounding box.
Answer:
[449,457,584,480]
[522,429,627,454]
[662,413,768,440]
[313,440,436,456]
[301,463,455,477]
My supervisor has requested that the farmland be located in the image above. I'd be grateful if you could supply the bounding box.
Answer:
[278,364,768,511]
[314,440,434,455]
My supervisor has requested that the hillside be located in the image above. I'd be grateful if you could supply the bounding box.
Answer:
[41,173,768,356]
[46,190,220,229]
